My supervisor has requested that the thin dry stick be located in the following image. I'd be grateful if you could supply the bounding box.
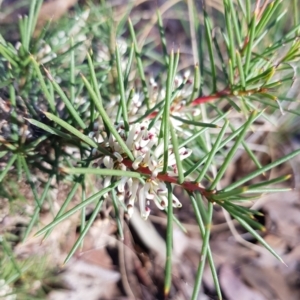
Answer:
[222,208,267,254]
[118,225,136,299]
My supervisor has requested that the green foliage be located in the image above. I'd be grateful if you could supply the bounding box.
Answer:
[0,0,300,299]
[0,234,55,299]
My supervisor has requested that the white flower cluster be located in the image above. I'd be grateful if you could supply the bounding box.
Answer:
[92,121,192,219]
[95,71,195,126]
[0,279,16,300]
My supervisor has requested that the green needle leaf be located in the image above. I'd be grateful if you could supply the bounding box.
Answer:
[81,74,134,161]
[86,52,103,107]
[30,56,56,112]
[191,201,213,300]
[44,68,86,129]
[224,148,300,191]
[162,50,174,173]
[42,112,97,148]
[209,110,259,190]
[0,155,17,182]
[62,167,143,179]
[26,118,73,140]
[244,12,257,75]
[43,182,80,240]
[171,115,219,128]
[164,183,173,297]
[157,10,169,66]
[204,10,217,92]
[190,193,222,299]
[170,123,184,184]
[196,120,229,182]
[224,0,236,68]
[124,43,134,89]
[128,18,150,107]
[35,181,119,237]
[64,198,104,264]
[23,175,54,240]
[236,216,285,264]
[115,43,129,131]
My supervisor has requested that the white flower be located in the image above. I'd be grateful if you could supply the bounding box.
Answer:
[90,115,192,219]
[0,279,16,300]
[126,178,183,220]
[127,179,139,217]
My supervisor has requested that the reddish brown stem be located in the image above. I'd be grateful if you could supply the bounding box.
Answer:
[145,89,230,120]
[190,89,230,106]
[122,159,213,198]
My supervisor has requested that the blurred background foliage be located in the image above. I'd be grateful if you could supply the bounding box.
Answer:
[0,0,300,299]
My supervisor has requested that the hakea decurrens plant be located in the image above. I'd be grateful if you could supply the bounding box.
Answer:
[90,120,192,219]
